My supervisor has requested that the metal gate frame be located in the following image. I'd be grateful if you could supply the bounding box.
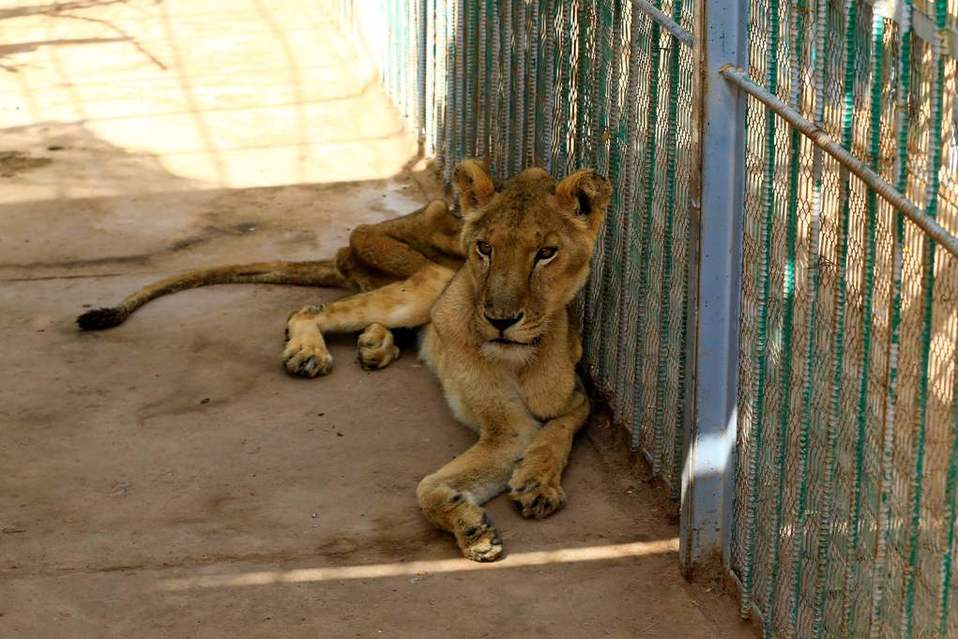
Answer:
[680,0,746,575]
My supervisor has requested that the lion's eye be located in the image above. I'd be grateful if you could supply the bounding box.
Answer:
[476,240,492,257]
[535,246,558,262]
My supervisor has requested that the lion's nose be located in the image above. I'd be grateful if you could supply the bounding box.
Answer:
[485,312,523,333]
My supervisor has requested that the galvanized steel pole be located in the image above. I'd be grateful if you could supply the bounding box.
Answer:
[679,0,747,576]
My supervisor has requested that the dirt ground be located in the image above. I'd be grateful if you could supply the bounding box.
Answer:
[0,1,755,637]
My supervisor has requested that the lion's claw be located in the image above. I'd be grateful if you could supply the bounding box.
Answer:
[283,342,333,377]
[509,455,567,519]
[457,515,504,562]
[356,324,400,371]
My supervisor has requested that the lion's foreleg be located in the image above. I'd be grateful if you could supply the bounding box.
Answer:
[416,436,523,562]
[416,373,542,562]
[508,387,590,519]
[283,264,454,377]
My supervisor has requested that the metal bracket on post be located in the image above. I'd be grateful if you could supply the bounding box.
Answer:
[679,0,747,577]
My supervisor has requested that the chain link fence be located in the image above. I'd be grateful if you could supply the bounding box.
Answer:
[331,1,958,637]
[335,0,699,500]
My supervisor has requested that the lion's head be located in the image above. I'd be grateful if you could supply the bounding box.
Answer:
[451,160,611,357]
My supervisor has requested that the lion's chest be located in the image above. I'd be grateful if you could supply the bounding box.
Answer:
[419,323,576,429]
[517,354,576,421]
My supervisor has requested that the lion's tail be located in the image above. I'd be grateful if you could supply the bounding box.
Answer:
[76,259,349,331]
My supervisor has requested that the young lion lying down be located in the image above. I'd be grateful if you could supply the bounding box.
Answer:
[78,161,611,561]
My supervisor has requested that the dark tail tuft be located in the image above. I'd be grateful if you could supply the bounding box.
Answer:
[77,306,129,331]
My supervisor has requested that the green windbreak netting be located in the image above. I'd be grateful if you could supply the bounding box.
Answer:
[733,0,958,637]
[334,0,699,499]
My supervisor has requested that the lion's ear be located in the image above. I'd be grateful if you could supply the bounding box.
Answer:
[452,159,495,218]
[555,169,611,231]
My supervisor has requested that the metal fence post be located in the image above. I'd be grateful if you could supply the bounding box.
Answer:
[679,0,747,576]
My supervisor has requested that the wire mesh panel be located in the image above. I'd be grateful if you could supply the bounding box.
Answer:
[333,0,701,498]
[731,0,958,637]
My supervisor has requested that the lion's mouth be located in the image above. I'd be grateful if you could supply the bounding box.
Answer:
[489,336,541,347]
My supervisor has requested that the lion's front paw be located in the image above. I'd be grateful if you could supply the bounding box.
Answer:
[456,514,503,562]
[509,454,567,519]
[282,340,333,378]
[357,323,400,371]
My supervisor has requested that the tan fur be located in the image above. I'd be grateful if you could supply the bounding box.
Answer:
[284,162,611,561]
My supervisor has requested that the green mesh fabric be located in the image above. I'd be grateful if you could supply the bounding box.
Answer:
[733,1,958,637]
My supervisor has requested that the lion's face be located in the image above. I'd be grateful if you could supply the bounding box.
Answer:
[452,162,611,354]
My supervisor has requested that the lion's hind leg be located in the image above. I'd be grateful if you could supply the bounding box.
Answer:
[283,264,454,377]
